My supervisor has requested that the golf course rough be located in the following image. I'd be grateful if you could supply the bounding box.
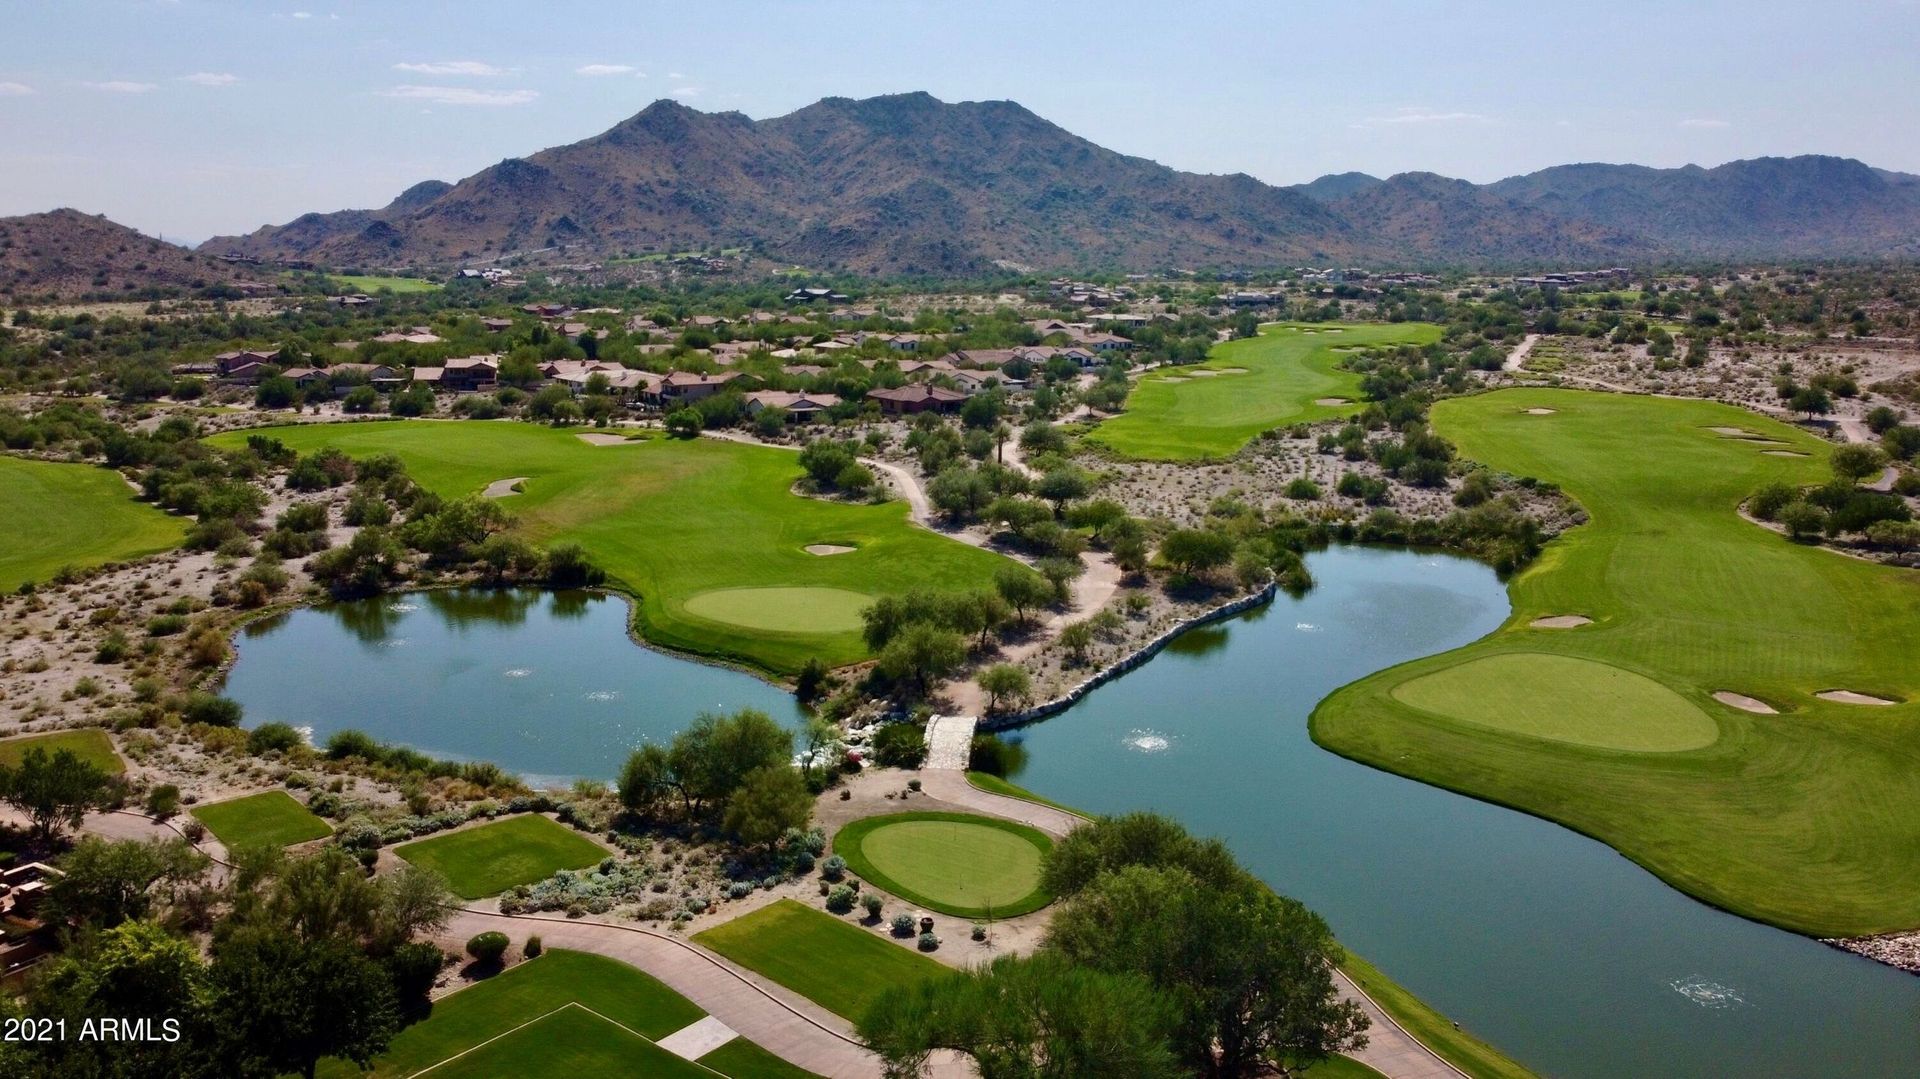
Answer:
[1088,321,1442,460]
[833,810,1054,918]
[206,422,1013,673]
[1312,389,1920,936]
[0,454,187,591]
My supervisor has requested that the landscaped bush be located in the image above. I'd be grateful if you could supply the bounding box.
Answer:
[871,722,928,768]
[821,854,847,881]
[891,913,917,937]
[246,722,304,755]
[728,881,754,900]
[465,931,510,965]
[861,893,884,919]
[917,931,940,951]
[826,884,857,913]
[182,692,242,727]
[524,935,542,958]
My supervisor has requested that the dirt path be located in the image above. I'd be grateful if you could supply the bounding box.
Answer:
[1502,334,1541,372]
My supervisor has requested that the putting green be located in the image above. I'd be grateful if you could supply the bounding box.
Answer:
[834,811,1053,918]
[1391,654,1719,752]
[205,422,1012,672]
[681,587,870,633]
[1314,388,1920,936]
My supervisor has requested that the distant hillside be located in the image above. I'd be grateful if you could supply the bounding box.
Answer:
[1,209,249,301]
[201,93,1920,272]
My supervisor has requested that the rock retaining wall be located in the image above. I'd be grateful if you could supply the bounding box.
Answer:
[979,582,1278,732]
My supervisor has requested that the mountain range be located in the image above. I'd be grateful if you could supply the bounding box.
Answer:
[30,92,1920,280]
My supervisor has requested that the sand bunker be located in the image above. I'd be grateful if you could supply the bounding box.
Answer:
[1763,450,1808,457]
[1708,426,1760,438]
[1523,408,1557,415]
[804,544,855,556]
[1314,397,1352,406]
[1713,691,1777,715]
[1216,367,1249,373]
[1817,690,1899,706]
[481,477,527,499]
[1188,370,1222,377]
[576,432,630,446]
[1324,328,1345,333]
[1160,376,1191,383]
[1530,615,1593,629]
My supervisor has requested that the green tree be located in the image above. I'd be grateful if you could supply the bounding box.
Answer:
[44,837,210,929]
[1159,528,1234,578]
[859,952,1182,1079]
[722,765,814,847]
[0,747,113,838]
[617,743,674,818]
[666,709,794,816]
[1831,443,1885,484]
[25,920,214,1078]
[876,624,967,700]
[254,375,298,410]
[995,565,1055,623]
[210,929,398,1079]
[978,664,1033,713]
[1790,386,1832,419]
[665,407,703,438]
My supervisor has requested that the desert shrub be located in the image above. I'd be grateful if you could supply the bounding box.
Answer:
[247,722,304,755]
[821,854,847,882]
[918,931,940,951]
[465,931,510,965]
[891,913,917,937]
[182,692,242,727]
[826,884,857,913]
[871,723,927,768]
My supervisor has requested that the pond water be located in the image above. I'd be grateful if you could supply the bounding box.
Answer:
[221,559,1920,1078]
[224,588,803,788]
[1007,545,1920,1079]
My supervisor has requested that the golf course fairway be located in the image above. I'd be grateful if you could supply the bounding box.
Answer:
[1088,321,1440,460]
[207,422,1011,673]
[1312,388,1920,937]
[0,454,186,591]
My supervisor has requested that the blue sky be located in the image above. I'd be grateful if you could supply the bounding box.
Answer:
[4,0,1917,242]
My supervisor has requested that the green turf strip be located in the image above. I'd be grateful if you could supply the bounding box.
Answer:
[681,586,872,634]
[0,729,124,774]
[833,811,1053,918]
[695,1038,823,1079]
[1313,388,1920,935]
[205,422,1011,673]
[189,790,331,849]
[1088,322,1440,460]
[1390,653,1719,752]
[419,1004,711,1079]
[394,814,606,898]
[0,455,185,591]
[693,898,951,1020]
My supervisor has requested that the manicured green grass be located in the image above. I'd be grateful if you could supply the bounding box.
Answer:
[1299,1055,1389,1079]
[1313,388,1920,936]
[0,729,124,774]
[1390,653,1719,752]
[963,771,1082,816]
[1088,322,1441,460]
[681,586,871,634]
[394,814,606,898]
[693,898,951,1020]
[421,1004,711,1079]
[696,1038,823,1079]
[206,422,1011,672]
[0,455,185,591]
[1339,952,1539,1079]
[188,790,331,848]
[833,811,1053,918]
[319,949,713,1078]
[330,274,441,293]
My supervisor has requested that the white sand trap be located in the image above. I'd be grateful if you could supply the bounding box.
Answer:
[576,432,629,446]
[804,544,855,556]
[1324,328,1345,333]
[1524,408,1557,415]
[1314,397,1352,406]
[1817,690,1899,706]
[481,476,527,499]
[1530,615,1592,629]
[1188,369,1222,377]
[1714,691,1777,715]
[1763,450,1808,457]
[1160,376,1191,383]
[1708,426,1759,438]
[1216,367,1249,373]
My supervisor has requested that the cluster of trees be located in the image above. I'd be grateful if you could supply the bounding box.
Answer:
[858,564,1057,701]
[1750,446,1916,548]
[4,840,454,1078]
[616,709,819,847]
[798,438,877,497]
[859,813,1367,1078]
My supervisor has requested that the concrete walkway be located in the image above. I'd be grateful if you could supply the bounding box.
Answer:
[923,715,977,771]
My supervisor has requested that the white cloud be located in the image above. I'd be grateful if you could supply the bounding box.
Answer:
[379,84,537,107]
[1361,107,1493,126]
[86,81,158,94]
[575,64,636,77]
[670,86,701,98]
[180,72,239,86]
[667,71,686,79]
[291,11,312,18]
[394,60,507,76]
[1678,118,1731,129]
[0,82,34,96]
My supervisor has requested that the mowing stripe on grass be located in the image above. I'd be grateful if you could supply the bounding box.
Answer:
[692,898,950,1020]
[0,728,124,773]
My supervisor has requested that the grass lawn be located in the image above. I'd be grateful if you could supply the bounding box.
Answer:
[206,422,1011,672]
[1088,322,1440,460]
[317,948,821,1078]
[963,771,1081,816]
[330,273,441,293]
[188,790,331,848]
[394,814,605,898]
[0,455,185,591]
[1313,388,1920,936]
[693,898,951,1020]
[833,811,1053,918]
[0,729,124,773]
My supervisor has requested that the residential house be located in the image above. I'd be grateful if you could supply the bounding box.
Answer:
[481,317,514,333]
[327,363,402,389]
[866,384,966,414]
[212,349,282,377]
[650,370,741,407]
[743,390,842,420]
[280,366,331,391]
[433,355,500,392]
